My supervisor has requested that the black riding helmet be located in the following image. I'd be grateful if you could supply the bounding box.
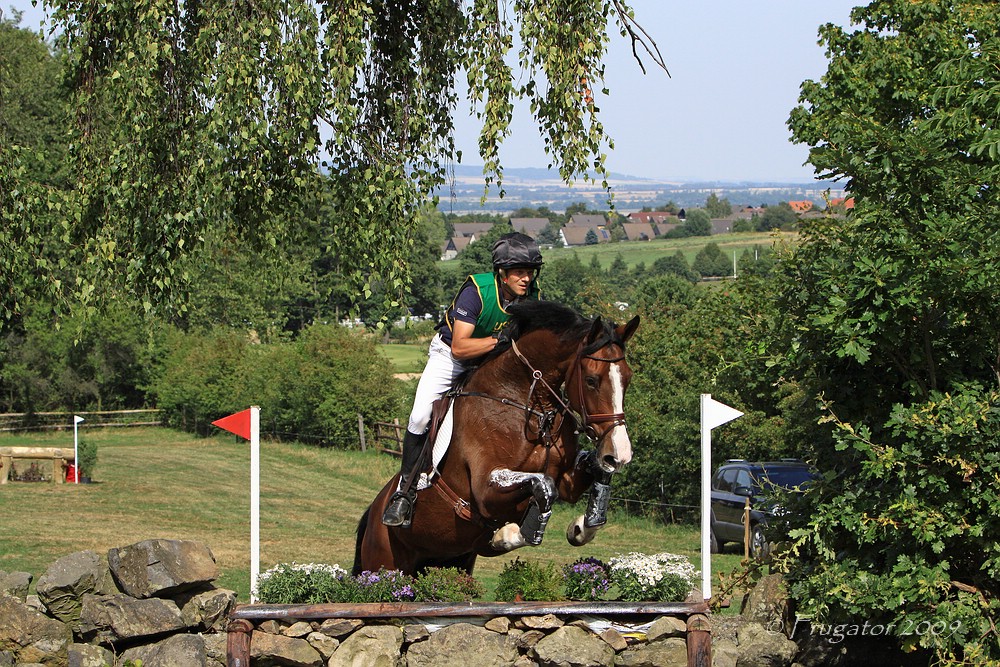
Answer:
[492,232,543,272]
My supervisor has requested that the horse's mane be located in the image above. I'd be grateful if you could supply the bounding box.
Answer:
[504,300,592,342]
[451,300,607,389]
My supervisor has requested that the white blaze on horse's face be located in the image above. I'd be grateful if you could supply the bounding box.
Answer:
[608,362,632,468]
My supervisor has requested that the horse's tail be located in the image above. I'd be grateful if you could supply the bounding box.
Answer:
[352,505,371,576]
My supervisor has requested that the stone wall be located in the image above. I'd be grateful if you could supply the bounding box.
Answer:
[0,539,818,667]
[0,539,233,667]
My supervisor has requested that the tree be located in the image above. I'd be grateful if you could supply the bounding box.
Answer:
[756,202,797,231]
[0,12,68,188]
[682,209,711,236]
[540,253,598,310]
[584,228,599,245]
[691,242,730,278]
[704,193,731,218]
[767,2,1000,662]
[0,16,71,328]
[456,223,512,277]
[649,251,698,283]
[0,1,663,329]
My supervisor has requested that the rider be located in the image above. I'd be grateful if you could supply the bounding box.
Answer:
[381,231,544,527]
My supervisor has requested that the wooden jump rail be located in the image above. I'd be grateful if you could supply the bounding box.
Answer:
[227,599,711,667]
[0,446,74,484]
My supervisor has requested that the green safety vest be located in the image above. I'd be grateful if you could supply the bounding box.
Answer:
[447,272,540,339]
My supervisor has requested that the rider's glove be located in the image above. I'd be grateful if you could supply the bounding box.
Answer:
[493,327,512,346]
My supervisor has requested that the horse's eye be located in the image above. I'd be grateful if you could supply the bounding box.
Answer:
[585,376,599,390]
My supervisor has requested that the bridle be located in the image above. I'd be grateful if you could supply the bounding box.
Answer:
[508,335,627,447]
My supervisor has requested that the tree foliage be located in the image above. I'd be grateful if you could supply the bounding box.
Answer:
[0,0,656,330]
[766,1,1000,661]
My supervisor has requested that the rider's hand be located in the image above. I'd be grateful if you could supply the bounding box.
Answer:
[493,327,512,346]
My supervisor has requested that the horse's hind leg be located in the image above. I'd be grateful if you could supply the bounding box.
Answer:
[352,506,372,576]
[356,490,418,575]
[487,470,557,551]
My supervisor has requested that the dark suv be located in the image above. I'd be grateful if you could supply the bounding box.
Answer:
[710,459,815,558]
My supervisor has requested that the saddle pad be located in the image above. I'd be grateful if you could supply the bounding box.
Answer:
[417,401,454,490]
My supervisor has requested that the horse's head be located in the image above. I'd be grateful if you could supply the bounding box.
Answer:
[568,314,640,474]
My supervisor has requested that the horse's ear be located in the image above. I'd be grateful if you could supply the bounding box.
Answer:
[617,315,640,344]
[587,316,604,344]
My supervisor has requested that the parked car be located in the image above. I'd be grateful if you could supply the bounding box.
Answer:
[710,459,816,558]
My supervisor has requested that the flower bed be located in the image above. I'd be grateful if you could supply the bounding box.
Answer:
[255,552,698,604]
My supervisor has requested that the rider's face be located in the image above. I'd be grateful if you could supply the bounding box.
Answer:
[500,267,535,297]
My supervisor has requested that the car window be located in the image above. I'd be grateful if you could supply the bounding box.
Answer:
[734,469,753,490]
[712,471,726,491]
[718,468,738,492]
[755,468,815,491]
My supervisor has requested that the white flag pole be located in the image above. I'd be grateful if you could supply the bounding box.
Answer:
[73,415,84,484]
[701,394,744,601]
[250,406,260,603]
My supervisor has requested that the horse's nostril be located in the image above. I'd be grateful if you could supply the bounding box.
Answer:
[602,454,620,471]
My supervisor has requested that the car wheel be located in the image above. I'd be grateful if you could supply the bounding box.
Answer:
[710,526,720,554]
[750,524,769,558]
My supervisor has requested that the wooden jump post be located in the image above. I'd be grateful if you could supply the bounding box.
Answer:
[0,446,75,484]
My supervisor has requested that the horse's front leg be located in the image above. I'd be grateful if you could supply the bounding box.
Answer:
[566,451,614,547]
[487,469,557,552]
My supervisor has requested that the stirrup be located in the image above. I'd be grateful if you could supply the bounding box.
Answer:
[382,491,414,528]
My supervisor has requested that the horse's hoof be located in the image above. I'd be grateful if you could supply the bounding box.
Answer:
[490,523,526,552]
[566,516,598,546]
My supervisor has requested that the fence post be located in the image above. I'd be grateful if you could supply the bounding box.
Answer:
[357,414,366,452]
[743,497,751,559]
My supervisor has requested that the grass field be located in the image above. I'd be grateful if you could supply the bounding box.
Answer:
[0,427,746,605]
[379,343,428,374]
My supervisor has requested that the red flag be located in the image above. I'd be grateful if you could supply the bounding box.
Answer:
[212,409,252,440]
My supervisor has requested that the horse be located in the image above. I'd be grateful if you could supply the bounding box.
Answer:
[353,300,640,576]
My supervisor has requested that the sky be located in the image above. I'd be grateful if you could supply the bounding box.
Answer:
[5,0,861,183]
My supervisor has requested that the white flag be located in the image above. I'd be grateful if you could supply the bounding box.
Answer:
[702,395,743,430]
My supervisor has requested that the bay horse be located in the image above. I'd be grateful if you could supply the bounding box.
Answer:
[354,300,640,576]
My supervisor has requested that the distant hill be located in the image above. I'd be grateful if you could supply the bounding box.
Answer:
[435,165,846,214]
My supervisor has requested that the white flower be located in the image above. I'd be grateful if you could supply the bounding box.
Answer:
[608,552,698,588]
[257,561,347,584]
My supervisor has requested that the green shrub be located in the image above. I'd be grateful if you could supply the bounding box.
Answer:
[494,558,563,602]
[76,437,98,479]
[255,563,348,604]
[412,568,484,602]
[255,564,418,603]
[148,327,249,434]
[0,305,152,413]
[149,323,405,445]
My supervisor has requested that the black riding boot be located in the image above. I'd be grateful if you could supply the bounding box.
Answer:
[381,430,428,527]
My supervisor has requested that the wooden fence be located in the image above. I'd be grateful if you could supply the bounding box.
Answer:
[371,419,404,456]
[0,410,162,433]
